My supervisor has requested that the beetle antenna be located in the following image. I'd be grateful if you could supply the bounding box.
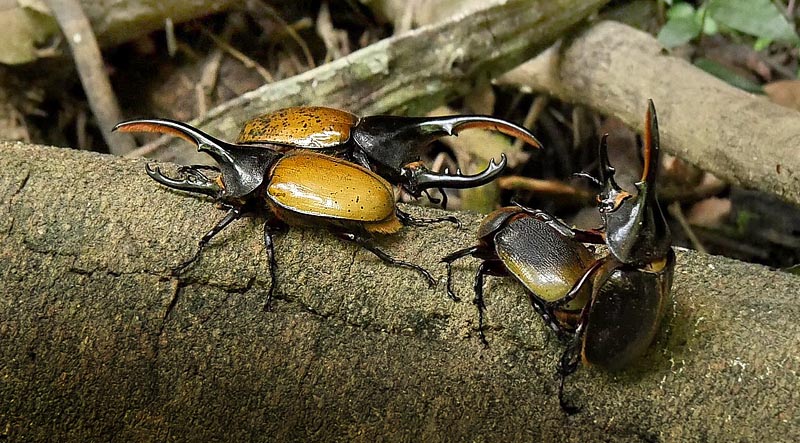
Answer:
[572,171,602,187]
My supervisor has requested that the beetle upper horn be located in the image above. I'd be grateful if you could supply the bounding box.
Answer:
[416,115,542,149]
[640,99,660,200]
[114,118,233,152]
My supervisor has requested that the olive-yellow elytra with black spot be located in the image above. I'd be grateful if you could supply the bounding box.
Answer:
[266,152,401,234]
[234,105,543,203]
[239,106,358,148]
[112,118,435,307]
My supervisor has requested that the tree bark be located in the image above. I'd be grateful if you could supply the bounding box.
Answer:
[498,20,800,207]
[1,141,798,441]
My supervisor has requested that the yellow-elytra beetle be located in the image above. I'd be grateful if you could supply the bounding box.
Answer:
[114,119,455,305]
[234,106,541,207]
[443,101,675,413]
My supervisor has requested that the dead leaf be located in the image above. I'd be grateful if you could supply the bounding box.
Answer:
[764,80,800,111]
[0,2,59,64]
[687,197,732,228]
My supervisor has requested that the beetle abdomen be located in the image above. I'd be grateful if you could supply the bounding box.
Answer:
[495,217,593,310]
[266,152,396,223]
[581,254,674,370]
[237,106,358,148]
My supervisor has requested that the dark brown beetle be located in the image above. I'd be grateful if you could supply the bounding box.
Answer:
[442,100,675,413]
[114,118,480,305]
[234,106,541,207]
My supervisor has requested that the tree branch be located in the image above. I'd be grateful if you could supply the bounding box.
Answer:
[498,20,800,207]
[1,141,798,441]
[146,0,611,161]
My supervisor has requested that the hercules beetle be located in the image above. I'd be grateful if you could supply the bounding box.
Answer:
[234,106,541,207]
[442,100,675,413]
[114,118,487,305]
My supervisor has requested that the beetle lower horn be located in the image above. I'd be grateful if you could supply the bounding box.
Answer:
[145,164,221,197]
[402,154,507,194]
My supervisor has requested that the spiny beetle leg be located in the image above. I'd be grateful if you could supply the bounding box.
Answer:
[172,206,243,275]
[437,188,448,210]
[557,338,582,415]
[440,245,479,302]
[334,231,436,287]
[473,261,494,348]
[396,207,461,228]
[527,292,568,338]
[555,262,619,415]
[549,257,622,311]
[417,188,449,210]
[262,220,289,311]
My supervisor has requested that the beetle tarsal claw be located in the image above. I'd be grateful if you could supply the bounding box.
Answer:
[401,154,508,195]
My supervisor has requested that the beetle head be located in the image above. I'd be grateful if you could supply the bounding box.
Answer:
[399,154,507,197]
[596,100,671,265]
[114,119,280,201]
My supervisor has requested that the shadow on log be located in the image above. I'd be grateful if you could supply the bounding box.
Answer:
[1,142,798,441]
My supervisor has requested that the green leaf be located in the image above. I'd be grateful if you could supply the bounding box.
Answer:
[753,36,772,51]
[658,6,702,48]
[708,0,800,44]
[695,5,719,35]
[667,2,696,19]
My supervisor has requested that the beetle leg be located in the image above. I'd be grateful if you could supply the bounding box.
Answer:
[556,256,623,414]
[438,188,448,210]
[173,206,243,275]
[472,261,495,348]
[334,231,436,287]
[527,293,569,338]
[440,245,480,302]
[546,257,617,311]
[420,188,449,210]
[262,220,289,311]
[557,337,582,415]
[396,207,461,228]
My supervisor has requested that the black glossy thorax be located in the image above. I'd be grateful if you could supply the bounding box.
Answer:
[582,250,675,369]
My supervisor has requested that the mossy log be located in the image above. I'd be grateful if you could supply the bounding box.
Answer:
[1,142,798,441]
